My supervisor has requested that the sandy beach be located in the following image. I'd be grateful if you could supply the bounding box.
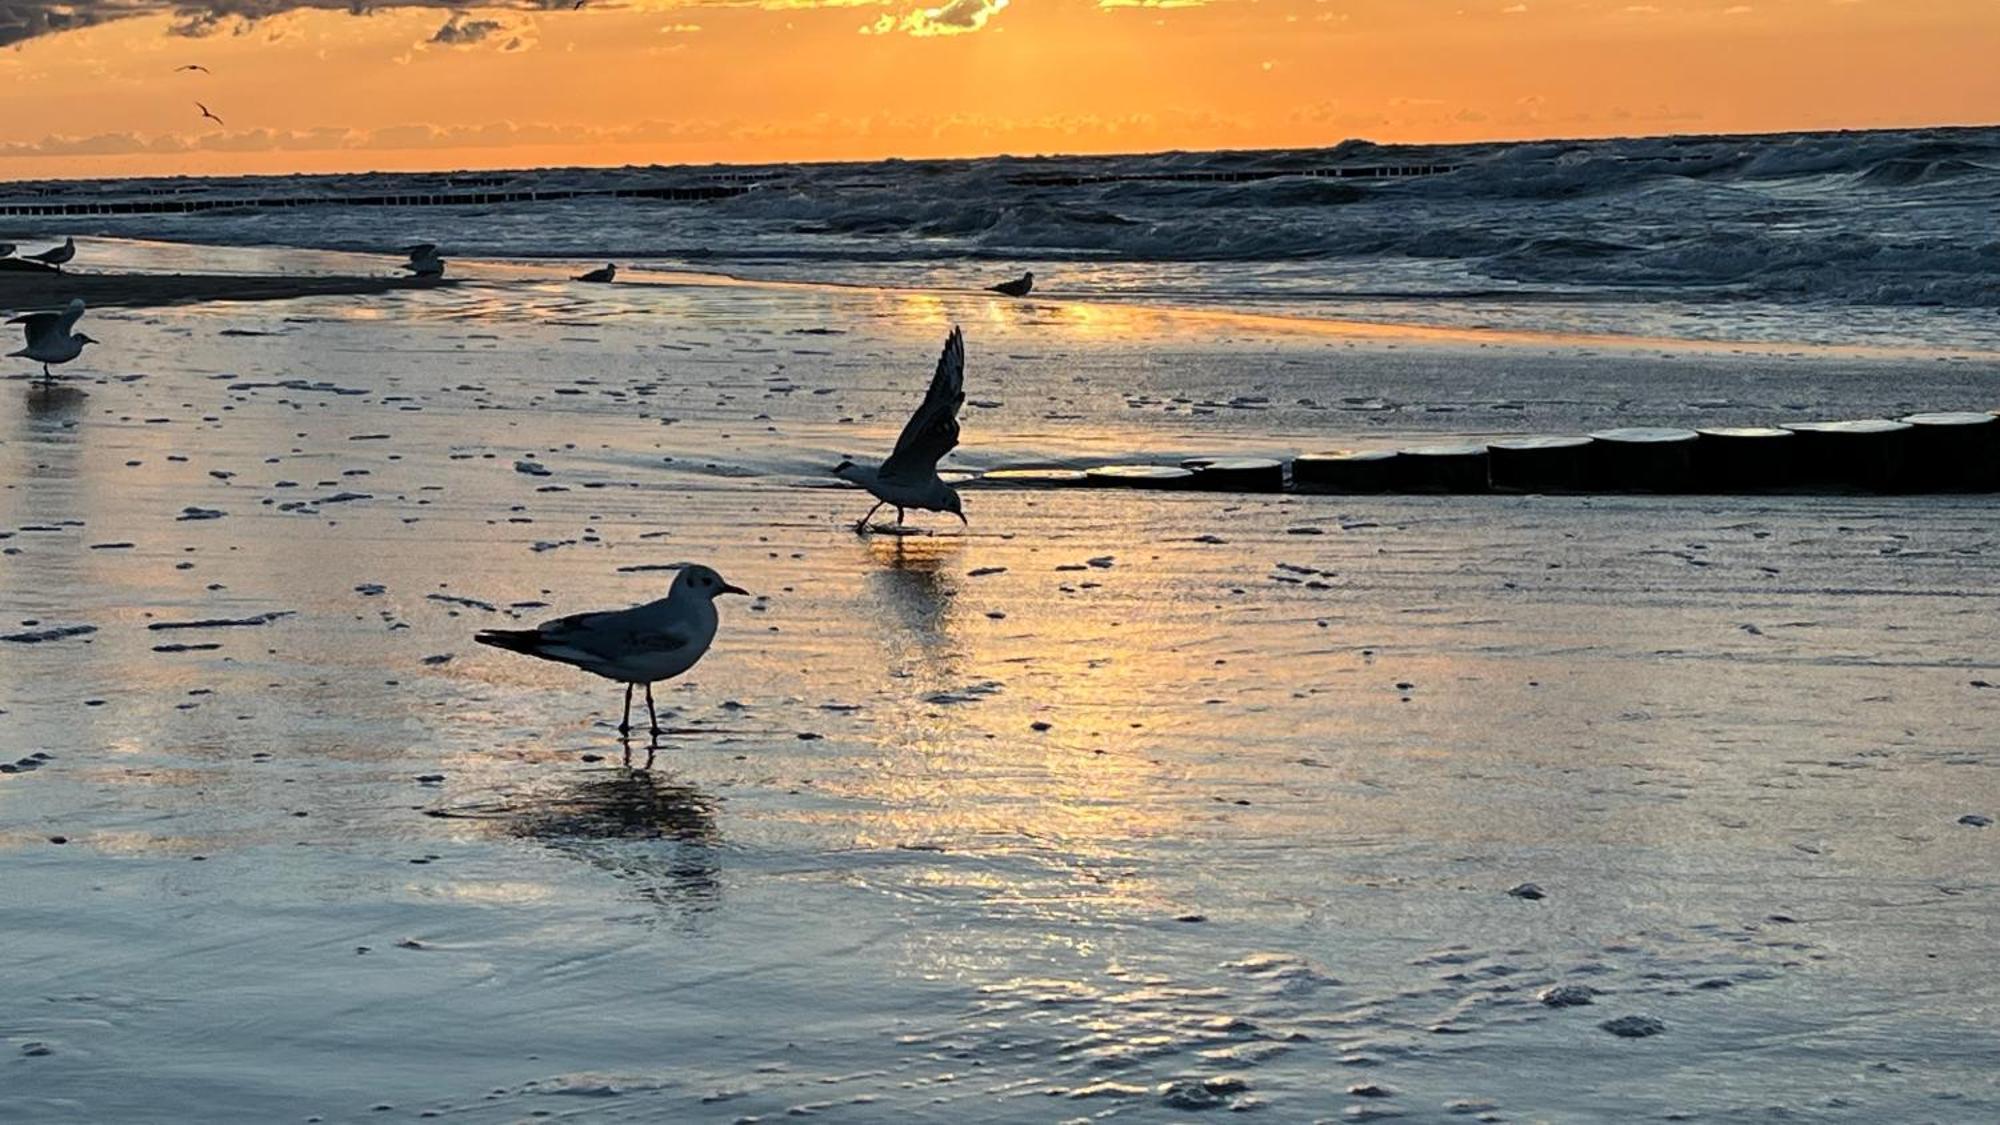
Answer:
[1,243,1995,1121]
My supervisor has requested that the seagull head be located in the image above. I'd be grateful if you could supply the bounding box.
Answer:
[674,563,750,600]
[73,333,98,348]
[944,486,967,525]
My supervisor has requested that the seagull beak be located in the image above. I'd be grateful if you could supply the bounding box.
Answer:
[720,583,751,597]
[955,510,968,525]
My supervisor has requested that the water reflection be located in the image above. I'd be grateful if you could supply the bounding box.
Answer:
[440,769,722,912]
[864,534,962,670]
[23,383,88,423]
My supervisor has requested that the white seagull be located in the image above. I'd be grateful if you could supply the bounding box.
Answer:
[474,563,749,743]
[575,263,616,283]
[25,237,75,273]
[8,298,96,384]
[833,326,968,534]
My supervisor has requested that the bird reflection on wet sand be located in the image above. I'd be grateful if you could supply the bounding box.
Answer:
[433,769,721,910]
[24,383,87,420]
[865,534,962,651]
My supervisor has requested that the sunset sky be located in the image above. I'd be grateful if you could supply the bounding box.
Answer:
[0,0,1994,178]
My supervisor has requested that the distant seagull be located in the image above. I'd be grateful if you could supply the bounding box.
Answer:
[196,102,224,126]
[24,237,75,273]
[401,244,445,278]
[575,263,616,283]
[988,271,1033,297]
[176,64,210,73]
[475,563,749,742]
[833,327,967,533]
[8,298,97,385]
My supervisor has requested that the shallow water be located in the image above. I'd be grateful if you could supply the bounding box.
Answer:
[3,267,1998,1122]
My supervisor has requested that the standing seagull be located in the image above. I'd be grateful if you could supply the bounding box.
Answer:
[474,563,749,744]
[8,298,96,385]
[401,244,445,278]
[196,102,224,126]
[988,271,1033,297]
[833,327,968,534]
[575,263,616,283]
[25,237,75,273]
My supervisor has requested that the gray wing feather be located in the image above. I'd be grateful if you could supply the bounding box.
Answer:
[537,609,691,661]
[9,312,59,348]
[880,327,965,479]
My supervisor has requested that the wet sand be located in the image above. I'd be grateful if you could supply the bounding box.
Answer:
[0,269,443,310]
[2,253,1997,1122]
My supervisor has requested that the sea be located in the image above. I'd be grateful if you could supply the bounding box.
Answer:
[5,124,1997,351]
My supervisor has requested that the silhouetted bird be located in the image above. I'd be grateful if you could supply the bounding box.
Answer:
[197,102,224,126]
[400,244,446,278]
[833,327,968,533]
[176,64,210,73]
[475,564,749,742]
[9,298,96,384]
[575,263,617,283]
[24,237,75,273]
[988,271,1033,297]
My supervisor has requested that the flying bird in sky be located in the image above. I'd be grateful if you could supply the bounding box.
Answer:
[176,64,210,73]
[197,102,224,126]
[833,327,968,534]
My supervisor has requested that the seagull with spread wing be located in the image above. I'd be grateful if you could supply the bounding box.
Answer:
[176,63,210,73]
[196,102,224,126]
[833,326,968,534]
[475,563,749,743]
[8,298,97,385]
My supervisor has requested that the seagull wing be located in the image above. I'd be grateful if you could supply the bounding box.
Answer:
[478,607,694,667]
[57,299,85,335]
[879,327,966,480]
[8,312,60,349]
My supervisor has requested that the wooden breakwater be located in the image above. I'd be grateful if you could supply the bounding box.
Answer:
[967,412,2000,496]
[1008,164,1461,188]
[0,182,755,218]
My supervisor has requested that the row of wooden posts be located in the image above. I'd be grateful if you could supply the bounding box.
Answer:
[965,412,2000,495]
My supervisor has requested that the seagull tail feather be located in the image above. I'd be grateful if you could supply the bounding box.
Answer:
[474,629,545,656]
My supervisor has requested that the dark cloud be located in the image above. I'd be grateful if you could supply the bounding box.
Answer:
[0,0,580,46]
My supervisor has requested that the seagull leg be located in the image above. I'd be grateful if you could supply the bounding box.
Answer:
[895,506,905,532]
[854,500,884,535]
[618,682,633,739]
[645,682,661,740]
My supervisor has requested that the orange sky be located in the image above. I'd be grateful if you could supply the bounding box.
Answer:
[0,0,1994,179]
